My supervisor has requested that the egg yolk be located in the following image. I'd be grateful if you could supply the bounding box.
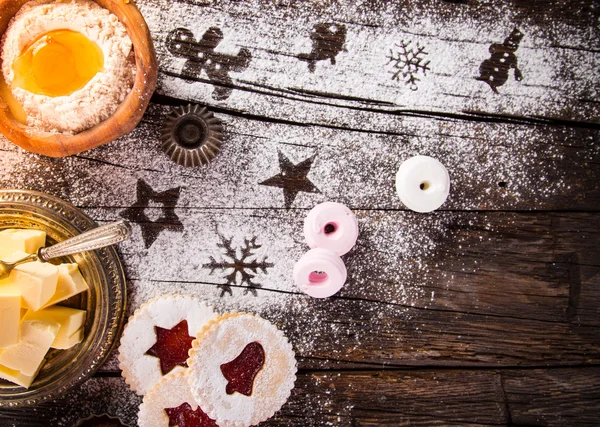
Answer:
[11,29,104,97]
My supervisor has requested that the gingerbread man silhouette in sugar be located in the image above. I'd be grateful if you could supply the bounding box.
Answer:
[166,27,252,100]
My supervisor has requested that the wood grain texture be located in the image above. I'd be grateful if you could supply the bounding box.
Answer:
[0,0,598,424]
[136,0,600,125]
[2,368,599,426]
[1,104,598,211]
[1,104,599,370]
[502,368,600,426]
[30,208,600,369]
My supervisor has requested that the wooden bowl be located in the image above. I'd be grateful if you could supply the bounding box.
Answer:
[0,0,158,157]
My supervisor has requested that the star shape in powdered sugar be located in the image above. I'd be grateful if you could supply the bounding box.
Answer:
[164,402,218,427]
[259,151,320,208]
[145,320,194,376]
[120,179,184,249]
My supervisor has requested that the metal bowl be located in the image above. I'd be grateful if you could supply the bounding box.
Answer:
[0,189,127,407]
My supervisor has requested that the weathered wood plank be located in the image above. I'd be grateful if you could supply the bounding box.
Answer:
[1,104,599,211]
[0,0,597,425]
[0,377,141,427]
[135,0,600,124]
[63,207,599,369]
[2,368,599,426]
[95,208,600,324]
[3,121,599,367]
[502,368,600,426]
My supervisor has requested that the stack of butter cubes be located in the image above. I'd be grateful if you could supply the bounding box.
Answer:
[0,228,88,388]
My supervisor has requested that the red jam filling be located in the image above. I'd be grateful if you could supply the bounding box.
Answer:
[220,341,265,396]
[145,320,194,375]
[164,402,218,427]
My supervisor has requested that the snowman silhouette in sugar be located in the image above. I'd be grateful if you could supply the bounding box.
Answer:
[477,28,524,93]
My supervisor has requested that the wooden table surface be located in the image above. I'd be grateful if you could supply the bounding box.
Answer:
[1,0,599,425]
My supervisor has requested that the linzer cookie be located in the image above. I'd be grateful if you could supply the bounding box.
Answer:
[138,371,217,427]
[118,295,217,395]
[187,313,297,427]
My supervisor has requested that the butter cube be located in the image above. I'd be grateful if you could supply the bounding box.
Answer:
[23,306,86,350]
[0,320,59,376]
[55,327,84,350]
[12,261,58,311]
[0,362,42,388]
[0,278,21,348]
[0,229,46,259]
[41,263,89,309]
[0,250,29,263]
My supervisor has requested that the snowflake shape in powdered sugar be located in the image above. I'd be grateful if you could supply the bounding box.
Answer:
[387,40,431,91]
[203,234,274,297]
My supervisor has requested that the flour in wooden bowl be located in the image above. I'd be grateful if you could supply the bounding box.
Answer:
[1,0,135,134]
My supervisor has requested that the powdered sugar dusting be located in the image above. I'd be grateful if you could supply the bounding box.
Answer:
[0,0,597,424]
[1,100,597,370]
[138,0,599,123]
[2,104,595,213]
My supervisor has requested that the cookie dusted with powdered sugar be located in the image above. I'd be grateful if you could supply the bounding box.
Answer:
[187,312,297,427]
[138,371,217,427]
[118,295,218,395]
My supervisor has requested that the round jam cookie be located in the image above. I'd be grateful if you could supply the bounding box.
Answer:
[138,371,217,427]
[293,248,347,298]
[395,155,450,213]
[118,295,218,395]
[187,313,297,427]
[303,202,359,256]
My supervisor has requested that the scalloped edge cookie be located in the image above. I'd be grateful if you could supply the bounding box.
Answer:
[118,294,218,395]
[138,371,217,427]
[187,312,297,427]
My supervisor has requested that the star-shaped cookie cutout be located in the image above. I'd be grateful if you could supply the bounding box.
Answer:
[145,320,194,375]
[259,151,320,208]
[164,402,218,427]
[120,179,184,249]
